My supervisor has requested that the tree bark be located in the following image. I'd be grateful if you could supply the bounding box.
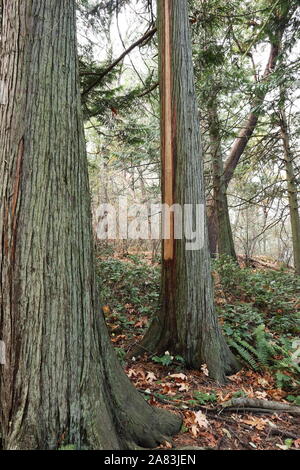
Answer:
[207,98,237,260]
[0,0,181,450]
[130,0,239,383]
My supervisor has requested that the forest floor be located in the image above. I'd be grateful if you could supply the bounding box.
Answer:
[98,248,300,451]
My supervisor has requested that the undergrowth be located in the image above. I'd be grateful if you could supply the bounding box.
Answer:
[97,253,300,393]
[214,256,300,392]
[97,253,160,317]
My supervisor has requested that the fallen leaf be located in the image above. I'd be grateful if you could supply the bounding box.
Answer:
[178,382,190,392]
[294,439,300,448]
[127,368,136,378]
[169,373,187,381]
[276,444,289,450]
[134,317,148,328]
[198,431,217,447]
[161,383,176,395]
[160,440,173,449]
[149,395,157,405]
[257,377,270,388]
[146,371,157,383]
[227,371,243,383]
[194,410,209,429]
[241,416,267,430]
[255,391,268,399]
[102,305,111,316]
[217,392,232,403]
[191,424,198,437]
[222,428,232,439]
[267,388,287,400]
[111,334,126,343]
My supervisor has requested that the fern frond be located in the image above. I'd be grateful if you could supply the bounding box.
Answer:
[254,324,275,367]
[228,338,260,371]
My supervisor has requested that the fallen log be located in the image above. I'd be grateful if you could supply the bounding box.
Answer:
[238,255,293,272]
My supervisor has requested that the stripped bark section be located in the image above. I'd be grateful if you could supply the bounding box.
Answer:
[162,0,174,261]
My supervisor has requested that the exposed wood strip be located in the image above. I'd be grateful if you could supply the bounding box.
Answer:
[163,0,174,261]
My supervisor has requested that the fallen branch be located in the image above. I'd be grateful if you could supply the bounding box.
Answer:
[238,255,293,271]
[221,398,300,416]
[268,426,299,440]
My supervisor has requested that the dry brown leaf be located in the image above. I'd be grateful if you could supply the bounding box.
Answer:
[169,373,187,381]
[257,377,270,388]
[191,424,198,437]
[146,371,157,383]
[227,371,244,383]
[134,317,148,328]
[294,438,300,448]
[178,382,190,392]
[267,388,287,400]
[198,431,217,447]
[241,416,267,430]
[149,395,157,405]
[160,440,173,449]
[255,391,268,399]
[111,334,126,343]
[102,305,111,315]
[127,368,136,378]
[161,383,176,395]
[194,410,209,429]
[217,392,232,403]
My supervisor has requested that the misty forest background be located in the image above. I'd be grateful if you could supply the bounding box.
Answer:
[82,0,299,268]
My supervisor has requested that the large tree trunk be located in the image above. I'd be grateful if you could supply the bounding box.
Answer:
[279,91,300,275]
[131,0,239,383]
[0,0,181,450]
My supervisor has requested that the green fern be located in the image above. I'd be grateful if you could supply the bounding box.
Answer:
[227,326,276,371]
[227,337,260,370]
[275,371,292,390]
[233,335,260,358]
[254,324,275,367]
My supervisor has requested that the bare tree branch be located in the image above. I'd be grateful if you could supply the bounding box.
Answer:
[81,27,157,97]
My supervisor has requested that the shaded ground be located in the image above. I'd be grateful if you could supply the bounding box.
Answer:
[98,250,300,450]
[124,358,300,450]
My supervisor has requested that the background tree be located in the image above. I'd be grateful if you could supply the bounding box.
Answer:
[278,86,300,275]
[192,0,298,259]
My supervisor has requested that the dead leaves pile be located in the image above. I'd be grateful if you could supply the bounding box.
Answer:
[124,363,300,450]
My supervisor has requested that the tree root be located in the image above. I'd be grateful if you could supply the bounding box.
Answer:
[221,398,300,415]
